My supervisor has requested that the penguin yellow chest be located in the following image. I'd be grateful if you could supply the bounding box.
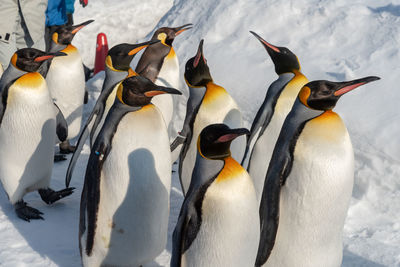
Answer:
[267,111,354,267]
[91,105,171,266]
[181,83,243,193]
[183,157,259,267]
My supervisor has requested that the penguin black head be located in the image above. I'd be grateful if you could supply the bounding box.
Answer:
[184,39,213,87]
[107,40,160,71]
[298,76,380,111]
[152,24,192,46]
[117,75,182,107]
[250,31,300,75]
[52,19,94,45]
[11,48,66,72]
[199,124,250,160]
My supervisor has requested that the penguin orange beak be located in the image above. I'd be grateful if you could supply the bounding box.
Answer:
[71,19,94,34]
[144,87,182,97]
[334,76,380,96]
[174,24,193,36]
[34,51,67,62]
[215,128,250,143]
[250,31,280,53]
[127,40,160,56]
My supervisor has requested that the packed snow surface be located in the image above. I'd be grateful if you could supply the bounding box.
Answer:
[0,0,399,266]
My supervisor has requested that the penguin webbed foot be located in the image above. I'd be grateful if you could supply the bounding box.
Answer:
[54,153,67,162]
[38,187,75,205]
[15,200,44,222]
[59,140,76,154]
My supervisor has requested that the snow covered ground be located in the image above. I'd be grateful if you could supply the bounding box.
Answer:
[0,0,399,266]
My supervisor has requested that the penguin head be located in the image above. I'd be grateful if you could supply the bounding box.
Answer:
[107,40,160,71]
[184,39,213,87]
[11,48,66,72]
[52,19,94,45]
[198,124,249,160]
[250,31,300,74]
[152,24,192,46]
[117,75,182,107]
[298,76,380,111]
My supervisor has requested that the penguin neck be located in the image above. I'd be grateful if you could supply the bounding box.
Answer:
[186,152,225,196]
[188,85,206,104]
[49,41,67,53]
[102,65,130,93]
[0,63,26,91]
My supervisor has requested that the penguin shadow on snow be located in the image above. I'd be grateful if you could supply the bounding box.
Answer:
[64,104,84,126]
[342,249,386,267]
[102,149,166,267]
[0,120,80,266]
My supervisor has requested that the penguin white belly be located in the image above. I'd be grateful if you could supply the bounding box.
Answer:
[152,54,180,135]
[46,46,85,140]
[92,83,119,142]
[0,73,56,204]
[182,166,259,267]
[264,112,354,267]
[249,96,294,203]
[181,91,243,194]
[82,105,171,267]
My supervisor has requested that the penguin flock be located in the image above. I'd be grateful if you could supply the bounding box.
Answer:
[0,18,380,267]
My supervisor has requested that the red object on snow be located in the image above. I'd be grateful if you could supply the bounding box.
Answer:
[94,33,108,75]
[80,0,88,7]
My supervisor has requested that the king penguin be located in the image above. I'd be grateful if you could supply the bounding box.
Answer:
[79,75,182,267]
[65,40,159,188]
[135,24,192,146]
[171,39,246,195]
[242,31,308,202]
[0,48,74,221]
[46,20,94,154]
[171,123,259,267]
[255,76,380,267]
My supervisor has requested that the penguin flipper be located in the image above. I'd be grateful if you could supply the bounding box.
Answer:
[65,81,119,187]
[65,125,89,187]
[54,103,68,142]
[88,80,121,147]
[171,208,191,267]
[241,100,268,165]
[83,137,110,256]
[170,135,186,151]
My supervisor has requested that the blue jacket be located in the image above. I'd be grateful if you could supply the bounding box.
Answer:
[46,0,75,26]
